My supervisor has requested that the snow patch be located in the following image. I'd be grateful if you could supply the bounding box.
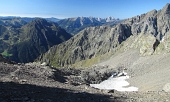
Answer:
[90,76,138,92]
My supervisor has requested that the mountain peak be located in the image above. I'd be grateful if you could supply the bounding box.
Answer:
[164,3,170,8]
[25,18,50,28]
[33,18,48,24]
[162,3,170,14]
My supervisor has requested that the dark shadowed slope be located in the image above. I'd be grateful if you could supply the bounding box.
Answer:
[0,82,118,102]
[0,18,72,63]
[0,54,15,64]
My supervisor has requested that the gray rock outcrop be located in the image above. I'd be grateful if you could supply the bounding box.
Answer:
[163,83,170,92]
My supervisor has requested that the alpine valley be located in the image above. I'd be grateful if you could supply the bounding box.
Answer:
[0,3,170,102]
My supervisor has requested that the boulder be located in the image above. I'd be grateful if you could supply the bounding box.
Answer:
[163,83,170,92]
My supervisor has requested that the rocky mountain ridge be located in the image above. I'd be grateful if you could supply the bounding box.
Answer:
[38,3,170,67]
[38,24,131,67]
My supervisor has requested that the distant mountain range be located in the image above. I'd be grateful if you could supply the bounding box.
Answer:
[57,16,122,35]
[0,16,122,35]
[95,16,120,23]
[0,16,122,63]
[0,16,60,23]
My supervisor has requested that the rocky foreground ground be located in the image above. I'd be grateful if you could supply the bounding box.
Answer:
[0,61,170,102]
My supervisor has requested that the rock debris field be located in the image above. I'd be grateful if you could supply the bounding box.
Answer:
[0,59,170,102]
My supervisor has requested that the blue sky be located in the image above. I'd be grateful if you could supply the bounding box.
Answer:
[0,0,169,19]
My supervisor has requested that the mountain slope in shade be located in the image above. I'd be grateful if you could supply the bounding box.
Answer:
[0,54,15,64]
[0,18,72,63]
[38,3,170,67]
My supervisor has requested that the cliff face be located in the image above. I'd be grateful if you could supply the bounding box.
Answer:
[124,3,170,39]
[38,4,170,67]
[125,4,170,54]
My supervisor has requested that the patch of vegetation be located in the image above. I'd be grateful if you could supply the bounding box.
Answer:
[72,57,99,68]
[154,42,165,54]
[1,50,13,57]
[50,61,61,68]
[72,52,112,68]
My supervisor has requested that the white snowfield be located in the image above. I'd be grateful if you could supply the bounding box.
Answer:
[90,75,138,92]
